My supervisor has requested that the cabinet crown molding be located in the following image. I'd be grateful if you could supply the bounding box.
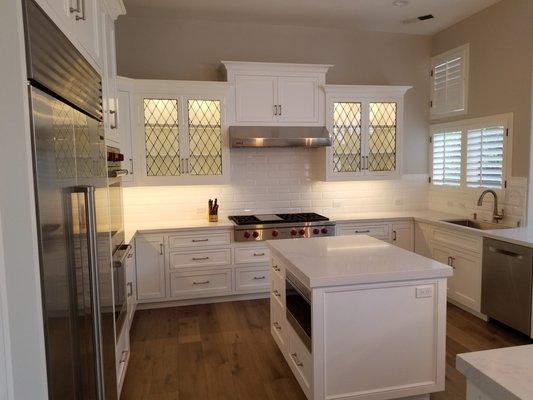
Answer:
[103,0,126,20]
[323,84,412,97]
[221,61,333,76]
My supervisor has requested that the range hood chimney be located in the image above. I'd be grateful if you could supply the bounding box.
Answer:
[230,126,331,148]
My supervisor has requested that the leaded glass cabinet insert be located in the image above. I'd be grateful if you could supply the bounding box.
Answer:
[188,99,222,176]
[332,102,362,173]
[368,102,397,172]
[144,98,181,176]
[324,85,410,181]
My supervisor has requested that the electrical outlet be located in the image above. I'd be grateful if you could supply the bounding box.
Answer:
[415,286,433,298]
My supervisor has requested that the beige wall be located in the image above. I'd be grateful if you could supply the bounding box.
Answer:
[431,0,533,177]
[115,14,431,174]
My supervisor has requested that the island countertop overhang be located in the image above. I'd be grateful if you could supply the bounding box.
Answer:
[267,235,453,288]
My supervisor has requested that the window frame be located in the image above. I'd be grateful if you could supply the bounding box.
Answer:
[429,113,513,195]
[430,43,470,120]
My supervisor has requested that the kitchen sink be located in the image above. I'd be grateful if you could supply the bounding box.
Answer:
[442,219,511,230]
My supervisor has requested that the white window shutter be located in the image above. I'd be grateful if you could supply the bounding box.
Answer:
[431,44,469,118]
[466,126,505,189]
[432,131,462,186]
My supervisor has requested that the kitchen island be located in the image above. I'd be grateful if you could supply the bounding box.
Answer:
[266,235,453,400]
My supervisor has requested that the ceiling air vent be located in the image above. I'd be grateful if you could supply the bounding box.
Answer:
[403,14,435,24]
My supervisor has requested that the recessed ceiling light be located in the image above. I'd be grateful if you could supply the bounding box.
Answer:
[393,0,409,6]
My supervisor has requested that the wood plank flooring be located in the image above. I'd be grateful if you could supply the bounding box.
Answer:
[121,300,531,400]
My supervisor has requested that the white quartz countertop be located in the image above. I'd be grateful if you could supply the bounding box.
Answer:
[266,235,453,288]
[456,345,533,400]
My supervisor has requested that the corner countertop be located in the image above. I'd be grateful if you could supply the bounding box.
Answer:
[266,235,453,288]
[456,345,533,400]
[123,209,531,249]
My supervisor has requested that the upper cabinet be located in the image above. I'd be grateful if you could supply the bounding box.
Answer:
[101,8,119,145]
[223,61,331,126]
[322,85,411,181]
[124,79,231,186]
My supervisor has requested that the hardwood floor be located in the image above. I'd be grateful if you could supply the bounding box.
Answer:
[121,300,531,400]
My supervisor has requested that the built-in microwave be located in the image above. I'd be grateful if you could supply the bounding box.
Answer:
[285,271,312,352]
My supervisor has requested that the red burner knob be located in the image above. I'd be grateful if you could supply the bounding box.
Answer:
[321,228,328,234]
[290,229,297,236]
[313,228,320,234]
[299,229,306,236]
[244,231,251,238]
[272,230,279,237]
[252,231,259,238]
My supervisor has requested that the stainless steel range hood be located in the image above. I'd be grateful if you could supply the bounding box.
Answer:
[230,126,331,148]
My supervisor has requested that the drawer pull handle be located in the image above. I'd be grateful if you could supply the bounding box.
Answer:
[488,246,523,259]
[355,230,370,233]
[192,238,209,242]
[273,290,281,297]
[253,276,266,280]
[120,350,129,364]
[273,321,282,330]
[253,252,266,257]
[290,353,304,367]
[127,282,133,297]
[193,280,210,285]
[272,265,280,272]
[192,257,210,261]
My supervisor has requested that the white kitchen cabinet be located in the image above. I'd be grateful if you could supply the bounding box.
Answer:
[125,244,136,328]
[135,235,166,302]
[101,9,119,145]
[391,222,414,251]
[223,61,330,126]
[127,80,230,186]
[414,222,432,258]
[117,85,134,182]
[235,75,277,123]
[322,85,411,181]
[35,0,106,70]
[431,243,482,312]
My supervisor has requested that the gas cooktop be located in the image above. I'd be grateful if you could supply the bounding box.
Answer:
[229,212,335,242]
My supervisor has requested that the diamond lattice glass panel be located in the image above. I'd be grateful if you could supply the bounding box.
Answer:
[188,99,222,176]
[144,98,181,176]
[332,102,362,173]
[52,100,75,179]
[467,126,504,189]
[432,131,462,186]
[369,102,396,172]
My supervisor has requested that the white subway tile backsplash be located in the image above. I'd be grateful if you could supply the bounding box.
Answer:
[124,148,431,225]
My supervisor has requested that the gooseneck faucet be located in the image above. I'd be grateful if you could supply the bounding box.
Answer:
[477,189,504,223]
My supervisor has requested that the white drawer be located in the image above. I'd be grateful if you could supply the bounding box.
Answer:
[235,266,270,293]
[169,268,232,299]
[288,328,312,391]
[234,246,270,264]
[168,230,231,248]
[271,298,287,351]
[169,248,231,269]
[337,223,390,238]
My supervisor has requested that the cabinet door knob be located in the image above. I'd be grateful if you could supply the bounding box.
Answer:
[274,105,278,116]
[279,105,282,116]
[392,230,397,241]
[159,243,163,255]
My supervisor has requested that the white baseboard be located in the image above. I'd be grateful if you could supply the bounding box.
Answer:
[447,298,488,321]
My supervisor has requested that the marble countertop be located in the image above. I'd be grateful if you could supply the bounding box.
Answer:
[456,345,533,400]
[122,209,527,247]
[266,235,453,288]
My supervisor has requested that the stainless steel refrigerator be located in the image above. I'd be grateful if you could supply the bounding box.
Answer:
[23,0,117,398]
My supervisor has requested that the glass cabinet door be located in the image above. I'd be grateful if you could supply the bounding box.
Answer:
[331,102,362,174]
[368,102,397,172]
[187,99,222,176]
[143,98,182,176]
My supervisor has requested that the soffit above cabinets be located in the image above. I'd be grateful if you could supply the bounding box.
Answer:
[123,0,502,35]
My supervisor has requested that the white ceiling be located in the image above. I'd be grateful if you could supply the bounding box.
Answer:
[123,0,501,35]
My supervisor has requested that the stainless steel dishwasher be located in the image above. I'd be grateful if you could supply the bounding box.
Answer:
[482,238,533,335]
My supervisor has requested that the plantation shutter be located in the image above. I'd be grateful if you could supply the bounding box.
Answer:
[432,131,462,186]
[466,126,505,189]
[431,45,468,117]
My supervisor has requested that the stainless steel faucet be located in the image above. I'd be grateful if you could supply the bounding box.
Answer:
[477,189,504,222]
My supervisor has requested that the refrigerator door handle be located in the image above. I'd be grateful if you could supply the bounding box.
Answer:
[82,185,106,400]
